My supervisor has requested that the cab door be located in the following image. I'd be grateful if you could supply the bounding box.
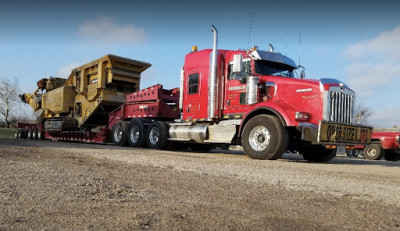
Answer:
[183,71,203,120]
[223,59,251,117]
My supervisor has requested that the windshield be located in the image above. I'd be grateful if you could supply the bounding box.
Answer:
[255,60,295,77]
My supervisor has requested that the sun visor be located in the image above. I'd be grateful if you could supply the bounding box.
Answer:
[250,50,298,70]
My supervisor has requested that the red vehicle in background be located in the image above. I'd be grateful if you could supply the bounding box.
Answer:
[354,132,400,161]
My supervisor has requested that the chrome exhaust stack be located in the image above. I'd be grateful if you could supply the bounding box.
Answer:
[208,25,218,120]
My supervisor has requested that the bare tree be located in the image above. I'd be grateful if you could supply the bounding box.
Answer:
[355,102,373,125]
[0,77,21,128]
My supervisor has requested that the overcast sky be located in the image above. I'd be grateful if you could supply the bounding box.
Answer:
[1,0,399,128]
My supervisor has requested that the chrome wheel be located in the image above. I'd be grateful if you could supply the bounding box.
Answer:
[146,121,168,149]
[248,125,271,151]
[241,115,288,160]
[111,121,128,146]
[129,125,140,144]
[148,127,160,146]
[113,125,123,143]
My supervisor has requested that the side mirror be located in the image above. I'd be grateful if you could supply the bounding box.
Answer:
[299,65,306,79]
[300,69,305,79]
[233,54,243,73]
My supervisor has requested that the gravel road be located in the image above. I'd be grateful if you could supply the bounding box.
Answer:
[1,138,400,230]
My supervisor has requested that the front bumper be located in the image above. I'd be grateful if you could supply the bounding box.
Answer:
[300,121,373,145]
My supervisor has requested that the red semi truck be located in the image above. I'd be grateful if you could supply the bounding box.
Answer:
[16,26,372,162]
[105,26,372,162]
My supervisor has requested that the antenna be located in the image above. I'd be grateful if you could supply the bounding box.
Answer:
[298,32,301,67]
[298,32,305,79]
[285,31,288,55]
[246,12,253,53]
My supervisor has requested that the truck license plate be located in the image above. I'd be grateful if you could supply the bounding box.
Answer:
[336,145,346,154]
[318,122,372,144]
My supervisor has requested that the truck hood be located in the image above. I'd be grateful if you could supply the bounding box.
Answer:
[319,78,353,92]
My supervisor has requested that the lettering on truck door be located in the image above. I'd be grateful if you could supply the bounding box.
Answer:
[223,60,250,116]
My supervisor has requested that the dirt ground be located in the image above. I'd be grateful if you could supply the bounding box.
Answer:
[1,138,400,230]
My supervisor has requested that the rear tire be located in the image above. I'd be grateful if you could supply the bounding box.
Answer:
[111,121,128,146]
[383,150,400,161]
[299,145,336,163]
[127,118,149,148]
[363,143,383,160]
[147,121,168,149]
[241,115,288,160]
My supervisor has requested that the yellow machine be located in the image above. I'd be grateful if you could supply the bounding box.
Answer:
[22,54,151,132]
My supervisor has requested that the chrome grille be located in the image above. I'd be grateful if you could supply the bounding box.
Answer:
[329,91,354,124]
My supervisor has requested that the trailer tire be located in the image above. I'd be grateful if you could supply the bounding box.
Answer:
[37,130,44,140]
[19,129,26,139]
[127,118,148,148]
[147,121,168,149]
[241,115,288,160]
[27,128,33,139]
[15,129,24,139]
[383,150,400,161]
[32,129,38,140]
[111,121,128,146]
[363,143,383,160]
[15,129,23,139]
[299,145,336,163]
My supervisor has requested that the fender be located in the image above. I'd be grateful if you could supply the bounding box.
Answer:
[238,103,295,138]
[374,132,400,150]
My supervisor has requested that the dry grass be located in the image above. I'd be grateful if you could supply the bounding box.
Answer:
[0,128,15,138]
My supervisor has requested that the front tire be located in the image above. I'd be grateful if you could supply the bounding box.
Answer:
[241,115,288,160]
[383,150,400,161]
[299,145,336,163]
[147,121,168,149]
[363,143,383,160]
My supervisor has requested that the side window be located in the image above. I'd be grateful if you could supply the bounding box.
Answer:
[228,64,234,80]
[228,60,251,80]
[188,73,199,94]
[242,61,251,78]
